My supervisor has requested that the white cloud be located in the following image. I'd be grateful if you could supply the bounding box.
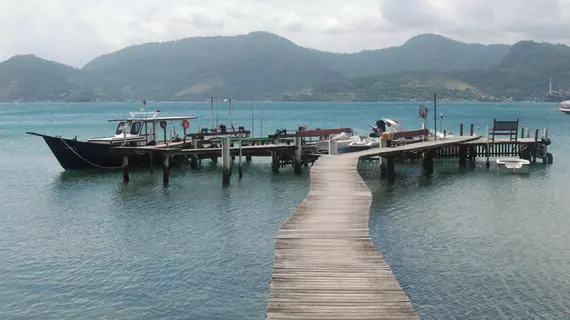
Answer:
[1,0,570,67]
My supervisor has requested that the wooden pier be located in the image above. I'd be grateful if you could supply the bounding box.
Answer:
[267,154,419,320]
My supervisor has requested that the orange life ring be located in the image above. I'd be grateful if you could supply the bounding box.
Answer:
[181,119,190,129]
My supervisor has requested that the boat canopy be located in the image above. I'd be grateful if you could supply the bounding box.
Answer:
[107,111,198,122]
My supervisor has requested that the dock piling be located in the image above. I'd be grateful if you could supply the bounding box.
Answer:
[222,136,231,185]
[470,124,474,136]
[423,150,434,173]
[122,156,129,183]
[386,157,396,183]
[149,153,154,173]
[163,153,170,185]
[294,137,302,174]
[271,151,280,173]
[238,135,243,178]
[460,124,464,136]
[329,139,338,155]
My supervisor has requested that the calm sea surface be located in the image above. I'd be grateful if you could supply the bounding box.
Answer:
[0,101,568,319]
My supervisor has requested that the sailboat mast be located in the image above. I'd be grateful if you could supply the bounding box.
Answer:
[210,96,215,130]
[228,97,232,129]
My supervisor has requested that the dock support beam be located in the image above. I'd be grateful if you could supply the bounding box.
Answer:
[329,140,338,155]
[386,157,396,183]
[238,135,243,178]
[122,156,129,183]
[190,155,199,169]
[379,136,390,179]
[458,145,467,167]
[163,154,170,185]
[294,137,302,174]
[271,151,280,173]
[423,150,434,174]
[149,153,154,173]
[222,136,231,185]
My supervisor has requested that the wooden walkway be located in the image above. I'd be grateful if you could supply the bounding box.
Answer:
[353,136,481,159]
[266,155,419,320]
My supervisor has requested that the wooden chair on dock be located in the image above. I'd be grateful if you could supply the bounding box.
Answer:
[488,119,519,142]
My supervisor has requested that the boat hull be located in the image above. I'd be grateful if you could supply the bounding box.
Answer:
[496,158,530,174]
[558,107,570,114]
[28,132,159,170]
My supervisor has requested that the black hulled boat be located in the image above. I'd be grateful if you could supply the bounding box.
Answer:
[27,110,198,170]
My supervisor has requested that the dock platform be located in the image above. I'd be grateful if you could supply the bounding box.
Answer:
[266,154,420,319]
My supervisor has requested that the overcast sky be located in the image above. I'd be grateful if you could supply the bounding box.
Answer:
[1,0,569,67]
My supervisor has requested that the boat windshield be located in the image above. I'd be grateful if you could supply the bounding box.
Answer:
[130,121,142,134]
[116,122,126,135]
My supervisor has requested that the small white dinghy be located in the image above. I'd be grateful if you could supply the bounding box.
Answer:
[496,158,530,174]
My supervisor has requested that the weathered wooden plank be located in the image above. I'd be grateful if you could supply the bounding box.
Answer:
[266,152,419,319]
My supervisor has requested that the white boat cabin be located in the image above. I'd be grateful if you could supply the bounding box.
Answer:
[87,111,198,146]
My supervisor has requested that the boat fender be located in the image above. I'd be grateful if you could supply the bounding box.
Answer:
[181,119,190,129]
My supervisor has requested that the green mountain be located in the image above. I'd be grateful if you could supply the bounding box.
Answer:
[0,32,513,102]
[0,55,90,102]
[318,34,509,78]
[300,40,570,102]
[0,32,568,102]
[82,32,345,101]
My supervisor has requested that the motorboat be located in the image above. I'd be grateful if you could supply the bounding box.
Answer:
[558,100,570,114]
[27,110,199,170]
[496,158,530,174]
[348,136,380,151]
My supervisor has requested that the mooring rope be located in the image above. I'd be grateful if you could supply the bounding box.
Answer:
[59,137,124,169]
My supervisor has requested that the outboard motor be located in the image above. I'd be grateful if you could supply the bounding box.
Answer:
[376,120,386,133]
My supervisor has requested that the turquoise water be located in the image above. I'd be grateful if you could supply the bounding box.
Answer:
[0,102,569,319]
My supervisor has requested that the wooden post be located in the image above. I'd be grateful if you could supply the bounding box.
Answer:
[222,136,231,185]
[520,127,524,139]
[470,124,474,136]
[163,153,170,185]
[149,152,154,173]
[460,124,464,136]
[294,137,302,174]
[122,156,129,183]
[190,155,198,169]
[386,157,395,183]
[238,134,243,178]
[485,125,490,167]
[329,139,338,155]
[423,150,434,174]
[379,137,388,178]
[433,93,437,141]
[534,128,539,141]
[458,145,467,167]
[271,151,280,173]
[526,128,531,138]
